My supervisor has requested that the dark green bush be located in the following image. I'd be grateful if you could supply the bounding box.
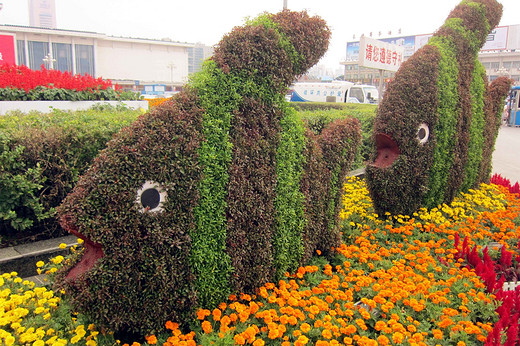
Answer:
[366,0,510,216]
[55,10,361,336]
[294,105,376,169]
[0,106,141,245]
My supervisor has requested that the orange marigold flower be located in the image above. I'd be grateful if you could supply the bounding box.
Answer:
[196,309,211,320]
[300,323,311,333]
[432,329,443,339]
[375,321,386,331]
[252,340,265,346]
[377,335,390,346]
[201,321,213,334]
[234,334,246,345]
[322,329,333,339]
[392,332,404,344]
[165,321,179,331]
[212,308,222,321]
[145,335,157,345]
[438,318,454,328]
[295,335,309,346]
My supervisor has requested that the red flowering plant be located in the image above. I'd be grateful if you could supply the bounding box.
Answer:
[490,173,520,197]
[454,233,520,345]
[0,63,139,101]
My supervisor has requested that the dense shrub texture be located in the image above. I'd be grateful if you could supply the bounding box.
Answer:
[0,107,140,245]
[56,10,361,336]
[366,0,511,216]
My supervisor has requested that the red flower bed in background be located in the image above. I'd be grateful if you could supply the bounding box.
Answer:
[491,173,520,196]
[0,63,119,92]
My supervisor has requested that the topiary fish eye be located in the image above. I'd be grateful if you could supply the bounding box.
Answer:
[417,123,430,145]
[136,181,167,213]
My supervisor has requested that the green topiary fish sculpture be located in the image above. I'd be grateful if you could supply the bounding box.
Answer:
[366,0,511,216]
[55,10,361,336]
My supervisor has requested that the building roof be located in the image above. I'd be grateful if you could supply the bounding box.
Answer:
[0,24,195,47]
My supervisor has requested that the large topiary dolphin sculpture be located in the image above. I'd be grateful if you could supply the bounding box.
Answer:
[365,0,511,216]
[55,10,361,335]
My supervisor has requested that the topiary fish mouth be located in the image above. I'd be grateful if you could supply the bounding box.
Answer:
[371,133,400,168]
[66,230,104,281]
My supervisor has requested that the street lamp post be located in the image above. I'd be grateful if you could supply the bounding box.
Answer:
[43,53,56,70]
[167,62,176,88]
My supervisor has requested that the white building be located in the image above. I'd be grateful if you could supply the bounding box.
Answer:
[342,25,520,88]
[0,24,213,92]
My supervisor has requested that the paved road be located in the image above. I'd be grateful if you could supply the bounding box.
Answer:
[492,125,520,184]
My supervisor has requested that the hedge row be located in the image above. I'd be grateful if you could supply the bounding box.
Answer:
[0,86,140,101]
[55,10,361,336]
[0,102,374,248]
[294,104,376,169]
[0,106,141,245]
[366,0,511,216]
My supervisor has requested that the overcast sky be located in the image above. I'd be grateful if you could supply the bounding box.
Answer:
[1,0,519,67]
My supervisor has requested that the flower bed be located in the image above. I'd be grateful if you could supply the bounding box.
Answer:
[0,63,139,101]
[0,177,519,345]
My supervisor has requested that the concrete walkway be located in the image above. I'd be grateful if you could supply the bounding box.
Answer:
[492,125,520,184]
[0,235,78,285]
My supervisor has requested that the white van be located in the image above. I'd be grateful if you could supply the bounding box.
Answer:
[289,82,379,104]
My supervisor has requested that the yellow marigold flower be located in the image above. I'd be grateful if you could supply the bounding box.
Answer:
[51,255,64,264]
[36,261,45,268]
[59,243,67,249]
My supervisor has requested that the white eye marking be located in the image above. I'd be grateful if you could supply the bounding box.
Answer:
[136,181,167,213]
[417,123,429,145]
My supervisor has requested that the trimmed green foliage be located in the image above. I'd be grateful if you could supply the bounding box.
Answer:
[0,107,140,244]
[0,86,140,101]
[319,119,361,235]
[422,36,459,208]
[461,60,487,190]
[365,45,441,216]
[56,93,205,334]
[56,10,361,336]
[366,0,510,216]
[0,133,47,231]
[188,60,237,308]
[273,106,306,279]
[295,105,376,169]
